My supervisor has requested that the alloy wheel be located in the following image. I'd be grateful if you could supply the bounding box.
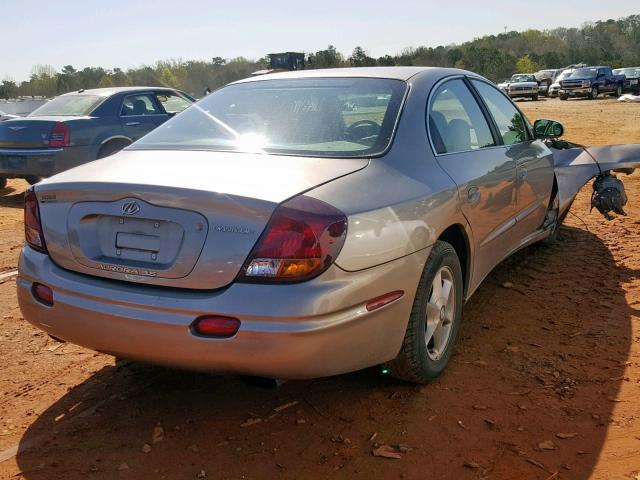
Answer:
[425,266,456,361]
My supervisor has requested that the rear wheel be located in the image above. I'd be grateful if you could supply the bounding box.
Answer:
[559,94,569,101]
[387,241,464,384]
[97,140,130,159]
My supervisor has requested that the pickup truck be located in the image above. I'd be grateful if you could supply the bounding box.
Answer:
[559,66,624,100]
[613,67,640,95]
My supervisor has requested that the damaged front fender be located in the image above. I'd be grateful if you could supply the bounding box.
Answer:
[552,143,640,216]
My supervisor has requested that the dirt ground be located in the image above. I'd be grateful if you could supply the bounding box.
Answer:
[1,97,640,480]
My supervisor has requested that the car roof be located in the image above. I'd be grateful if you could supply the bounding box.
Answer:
[60,86,178,97]
[231,66,469,84]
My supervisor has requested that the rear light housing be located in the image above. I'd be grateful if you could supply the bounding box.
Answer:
[48,122,70,148]
[32,283,54,306]
[238,196,348,283]
[192,315,240,338]
[24,188,48,253]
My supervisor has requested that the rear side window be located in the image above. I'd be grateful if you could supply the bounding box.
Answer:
[121,94,162,116]
[156,93,192,114]
[428,79,495,154]
[29,95,103,117]
[471,80,529,145]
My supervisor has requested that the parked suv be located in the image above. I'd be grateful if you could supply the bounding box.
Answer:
[559,66,624,100]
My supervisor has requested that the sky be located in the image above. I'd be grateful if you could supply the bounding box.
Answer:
[2,0,638,82]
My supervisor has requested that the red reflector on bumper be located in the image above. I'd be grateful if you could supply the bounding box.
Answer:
[193,315,241,338]
[32,283,54,306]
[366,290,404,312]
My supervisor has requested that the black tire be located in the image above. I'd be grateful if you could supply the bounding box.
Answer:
[590,86,599,100]
[25,175,42,186]
[559,94,569,101]
[97,140,130,159]
[614,85,622,97]
[541,80,550,96]
[0,177,6,189]
[387,241,464,384]
[532,95,539,101]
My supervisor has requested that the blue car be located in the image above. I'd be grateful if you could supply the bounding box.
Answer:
[0,87,194,189]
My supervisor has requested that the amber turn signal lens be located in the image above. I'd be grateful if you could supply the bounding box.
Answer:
[366,291,404,312]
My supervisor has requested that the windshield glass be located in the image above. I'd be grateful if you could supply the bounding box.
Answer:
[555,70,573,83]
[29,95,104,117]
[570,68,598,79]
[132,78,407,157]
[618,67,640,77]
[511,75,536,83]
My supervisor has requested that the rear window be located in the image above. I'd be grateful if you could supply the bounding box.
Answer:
[29,95,103,117]
[131,78,407,158]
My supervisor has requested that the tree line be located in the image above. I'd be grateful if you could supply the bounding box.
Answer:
[2,14,639,99]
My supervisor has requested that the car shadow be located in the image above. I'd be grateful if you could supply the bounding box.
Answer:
[13,225,636,479]
[0,188,25,209]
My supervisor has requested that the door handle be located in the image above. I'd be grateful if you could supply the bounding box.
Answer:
[518,167,528,180]
[467,186,481,205]
[125,121,141,126]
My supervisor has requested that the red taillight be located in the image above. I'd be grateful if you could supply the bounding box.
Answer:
[238,196,347,283]
[192,315,241,337]
[24,188,48,253]
[48,122,70,148]
[32,283,54,306]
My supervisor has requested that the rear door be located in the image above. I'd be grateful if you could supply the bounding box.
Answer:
[470,79,554,246]
[428,78,517,285]
[119,93,169,140]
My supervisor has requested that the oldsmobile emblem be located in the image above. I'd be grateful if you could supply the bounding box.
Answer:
[121,201,140,215]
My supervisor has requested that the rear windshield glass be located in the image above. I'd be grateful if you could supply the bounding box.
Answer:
[29,95,104,117]
[131,78,407,157]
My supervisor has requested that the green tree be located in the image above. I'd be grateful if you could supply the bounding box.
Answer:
[349,47,376,67]
[515,54,540,73]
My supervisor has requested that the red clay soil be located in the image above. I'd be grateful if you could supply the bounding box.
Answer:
[0,97,639,480]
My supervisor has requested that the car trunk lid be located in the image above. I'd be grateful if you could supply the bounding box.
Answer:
[35,149,367,289]
[0,117,79,149]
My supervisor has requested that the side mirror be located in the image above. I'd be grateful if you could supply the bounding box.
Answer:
[534,119,564,139]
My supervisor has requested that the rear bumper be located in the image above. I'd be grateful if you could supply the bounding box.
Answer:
[0,146,90,178]
[17,246,429,379]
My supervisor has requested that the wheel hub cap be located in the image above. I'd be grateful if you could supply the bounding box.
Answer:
[424,266,456,361]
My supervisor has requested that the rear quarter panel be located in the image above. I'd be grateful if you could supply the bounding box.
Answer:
[308,71,470,273]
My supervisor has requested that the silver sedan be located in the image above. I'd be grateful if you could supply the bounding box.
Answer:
[16,67,637,383]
